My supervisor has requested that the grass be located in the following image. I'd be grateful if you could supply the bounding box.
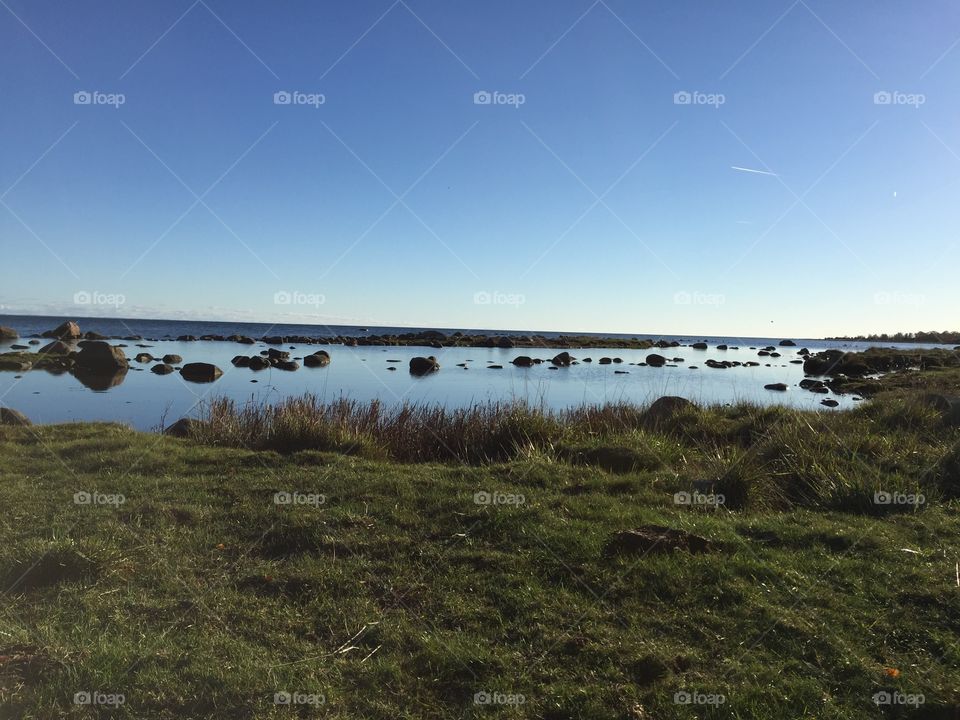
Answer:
[1,393,960,718]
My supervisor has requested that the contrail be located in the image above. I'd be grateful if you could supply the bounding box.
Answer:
[731,165,778,176]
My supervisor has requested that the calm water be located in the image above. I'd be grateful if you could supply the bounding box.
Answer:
[1,315,950,430]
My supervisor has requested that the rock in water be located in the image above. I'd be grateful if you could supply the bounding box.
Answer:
[551,351,573,367]
[0,326,18,340]
[645,353,667,367]
[41,321,81,340]
[764,383,788,392]
[409,356,440,375]
[179,363,223,383]
[74,341,129,372]
[151,364,175,375]
[39,341,71,354]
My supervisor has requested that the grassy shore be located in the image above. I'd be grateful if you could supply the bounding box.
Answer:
[2,392,960,718]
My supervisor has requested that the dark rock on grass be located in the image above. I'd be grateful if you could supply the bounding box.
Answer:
[41,320,81,340]
[0,407,31,425]
[918,394,960,427]
[38,340,71,354]
[2,548,98,592]
[409,356,440,375]
[565,446,662,474]
[179,363,223,383]
[74,341,128,372]
[164,417,208,437]
[134,353,153,363]
[764,383,788,392]
[151,363,175,375]
[0,326,18,340]
[645,353,666,367]
[551,351,573,367]
[604,525,713,556]
[779,339,797,346]
[692,342,708,350]
[162,354,182,364]
[642,396,694,428]
[511,356,534,367]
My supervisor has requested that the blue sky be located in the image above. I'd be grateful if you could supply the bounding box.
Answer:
[1,0,958,337]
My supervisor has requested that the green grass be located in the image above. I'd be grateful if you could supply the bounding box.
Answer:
[2,396,960,718]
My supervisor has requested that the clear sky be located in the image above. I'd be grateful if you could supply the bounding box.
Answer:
[1,0,958,337]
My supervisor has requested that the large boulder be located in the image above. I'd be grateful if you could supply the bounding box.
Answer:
[511,356,534,367]
[179,363,223,383]
[691,342,708,350]
[779,339,797,346]
[74,341,128,372]
[0,326,18,340]
[0,407,31,425]
[41,321,81,340]
[162,354,182,364]
[409,356,439,375]
[551,351,573,367]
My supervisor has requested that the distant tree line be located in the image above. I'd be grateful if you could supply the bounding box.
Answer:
[828,331,960,345]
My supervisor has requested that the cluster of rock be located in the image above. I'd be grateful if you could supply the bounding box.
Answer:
[230,348,330,372]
